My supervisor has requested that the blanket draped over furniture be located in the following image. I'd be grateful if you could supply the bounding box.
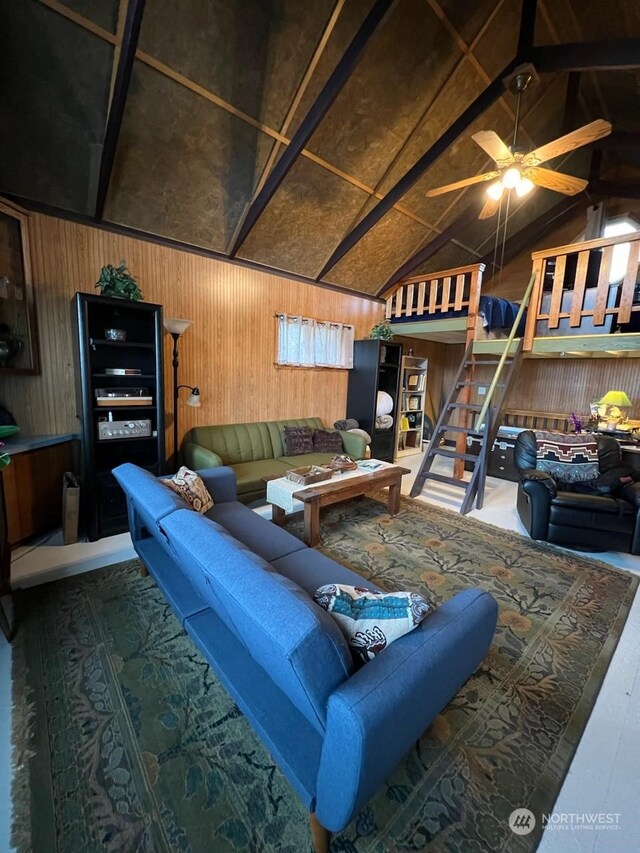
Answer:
[11,493,636,852]
[110,463,497,849]
[515,429,640,553]
[182,418,366,503]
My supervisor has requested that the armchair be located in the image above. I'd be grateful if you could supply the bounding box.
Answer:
[514,430,640,554]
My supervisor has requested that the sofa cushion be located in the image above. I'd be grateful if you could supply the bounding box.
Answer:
[271,548,384,597]
[207,501,306,562]
[266,418,325,458]
[161,510,353,731]
[313,429,344,453]
[187,422,275,464]
[283,425,314,456]
[276,452,338,469]
[314,584,432,663]
[232,459,292,495]
[113,463,189,534]
[163,466,214,513]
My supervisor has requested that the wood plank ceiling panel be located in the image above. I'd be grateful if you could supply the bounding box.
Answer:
[104,61,274,251]
[0,0,113,215]
[324,207,429,292]
[236,157,370,277]
[137,0,337,134]
[297,0,462,189]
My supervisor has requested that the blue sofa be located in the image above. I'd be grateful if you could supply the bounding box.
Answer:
[113,462,498,851]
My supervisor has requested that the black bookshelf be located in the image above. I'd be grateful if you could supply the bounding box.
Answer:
[346,339,402,462]
[71,293,165,541]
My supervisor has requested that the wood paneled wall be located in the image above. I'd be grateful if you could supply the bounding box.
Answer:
[0,214,383,457]
[509,357,640,420]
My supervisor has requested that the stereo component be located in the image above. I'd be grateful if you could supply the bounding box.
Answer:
[97,419,153,440]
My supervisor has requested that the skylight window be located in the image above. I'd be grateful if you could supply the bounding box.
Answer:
[603,218,640,283]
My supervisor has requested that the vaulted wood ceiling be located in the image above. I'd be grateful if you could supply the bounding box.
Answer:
[1,0,639,298]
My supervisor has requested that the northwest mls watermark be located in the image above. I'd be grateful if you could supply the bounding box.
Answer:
[509,808,622,835]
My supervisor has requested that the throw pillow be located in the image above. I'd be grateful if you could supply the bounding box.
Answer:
[312,429,344,453]
[283,425,314,456]
[535,431,600,483]
[314,584,432,663]
[163,466,213,513]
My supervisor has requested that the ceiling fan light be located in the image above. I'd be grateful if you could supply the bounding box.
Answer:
[486,180,503,201]
[515,177,534,197]
[502,166,521,189]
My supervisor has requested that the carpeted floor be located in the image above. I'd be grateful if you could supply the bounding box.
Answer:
[12,494,637,852]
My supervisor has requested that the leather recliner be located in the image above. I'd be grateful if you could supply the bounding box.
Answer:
[514,430,640,554]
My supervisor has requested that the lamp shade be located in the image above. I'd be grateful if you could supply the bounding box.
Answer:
[186,387,201,407]
[164,317,193,335]
[598,390,632,408]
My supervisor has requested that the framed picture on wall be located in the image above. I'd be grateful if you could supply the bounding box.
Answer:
[0,201,39,374]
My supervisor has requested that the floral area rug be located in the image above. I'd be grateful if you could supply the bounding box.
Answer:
[11,494,637,852]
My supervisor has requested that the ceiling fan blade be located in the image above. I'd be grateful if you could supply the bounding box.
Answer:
[526,167,588,195]
[472,130,514,166]
[479,195,501,220]
[524,119,612,166]
[425,171,499,198]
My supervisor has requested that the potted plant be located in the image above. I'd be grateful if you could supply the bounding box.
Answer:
[95,260,143,301]
[368,320,394,340]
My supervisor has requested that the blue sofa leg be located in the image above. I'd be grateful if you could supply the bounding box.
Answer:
[309,813,329,853]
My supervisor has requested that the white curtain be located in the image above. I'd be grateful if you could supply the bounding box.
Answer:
[277,314,354,368]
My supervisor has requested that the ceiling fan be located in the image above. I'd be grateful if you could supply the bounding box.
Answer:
[425,68,612,219]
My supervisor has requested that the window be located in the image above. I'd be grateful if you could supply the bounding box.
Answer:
[276,313,354,368]
[603,218,640,283]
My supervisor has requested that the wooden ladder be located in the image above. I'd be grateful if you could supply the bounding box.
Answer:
[410,273,535,514]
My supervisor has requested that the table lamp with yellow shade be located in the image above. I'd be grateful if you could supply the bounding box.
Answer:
[597,390,633,430]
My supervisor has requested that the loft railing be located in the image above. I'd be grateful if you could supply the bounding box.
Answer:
[385,262,485,345]
[523,230,640,351]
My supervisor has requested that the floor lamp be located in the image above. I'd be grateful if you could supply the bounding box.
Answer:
[164,318,201,469]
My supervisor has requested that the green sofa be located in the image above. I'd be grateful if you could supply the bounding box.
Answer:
[182,418,367,503]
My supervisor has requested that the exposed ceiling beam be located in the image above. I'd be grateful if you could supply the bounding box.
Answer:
[479,195,587,276]
[317,57,519,281]
[228,0,397,257]
[561,71,581,134]
[94,0,146,220]
[517,0,537,58]
[532,39,640,72]
[590,181,640,200]
[377,201,480,296]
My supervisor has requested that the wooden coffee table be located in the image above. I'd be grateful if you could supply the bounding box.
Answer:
[269,464,411,547]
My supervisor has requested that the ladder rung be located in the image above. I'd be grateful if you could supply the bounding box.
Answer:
[436,424,483,435]
[431,448,479,462]
[448,402,482,410]
[419,472,469,488]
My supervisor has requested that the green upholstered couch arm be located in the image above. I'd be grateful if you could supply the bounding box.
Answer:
[182,442,223,470]
[338,431,367,460]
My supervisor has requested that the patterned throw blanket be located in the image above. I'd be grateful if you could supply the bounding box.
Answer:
[535,430,600,483]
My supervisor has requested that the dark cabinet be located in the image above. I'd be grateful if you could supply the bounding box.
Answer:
[346,340,402,462]
[71,293,165,541]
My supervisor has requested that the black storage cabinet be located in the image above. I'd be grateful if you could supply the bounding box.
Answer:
[346,340,402,462]
[71,293,165,541]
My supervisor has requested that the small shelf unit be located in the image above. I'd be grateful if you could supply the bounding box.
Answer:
[396,355,428,458]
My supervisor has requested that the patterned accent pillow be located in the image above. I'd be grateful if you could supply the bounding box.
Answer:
[314,584,432,663]
[163,466,213,513]
[312,429,344,453]
[535,431,599,483]
[283,425,314,456]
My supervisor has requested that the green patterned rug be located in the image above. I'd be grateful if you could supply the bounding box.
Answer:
[12,494,637,852]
